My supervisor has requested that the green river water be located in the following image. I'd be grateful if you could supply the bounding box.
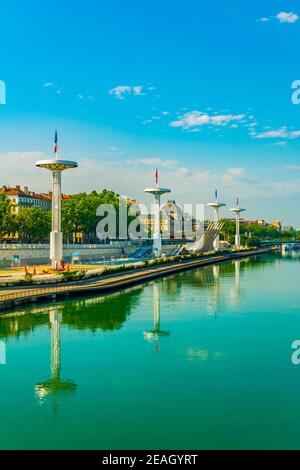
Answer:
[1,252,300,450]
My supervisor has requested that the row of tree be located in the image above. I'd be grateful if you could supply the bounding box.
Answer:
[220,219,298,248]
[0,191,298,244]
[0,194,51,242]
[0,190,132,243]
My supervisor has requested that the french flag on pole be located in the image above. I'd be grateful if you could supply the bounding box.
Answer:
[54,130,58,156]
[155,168,159,188]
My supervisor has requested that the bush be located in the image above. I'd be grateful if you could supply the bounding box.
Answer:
[246,236,261,248]
[18,273,33,286]
[60,270,87,282]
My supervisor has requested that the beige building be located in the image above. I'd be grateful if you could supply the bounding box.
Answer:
[1,185,52,213]
[139,200,196,240]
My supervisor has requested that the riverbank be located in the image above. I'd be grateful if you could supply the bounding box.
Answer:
[0,248,272,313]
[1,246,298,450]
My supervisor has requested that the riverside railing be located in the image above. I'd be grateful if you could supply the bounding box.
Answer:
[0,249,271,304]
[0,283,92,302]
[0,244,115,250]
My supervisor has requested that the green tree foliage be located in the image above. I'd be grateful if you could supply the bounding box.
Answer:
[61,190,134,243]
[241,224,294,239]
[0,194,16,237]
[17,207,51,242]
[220,220,236,241]
[221,219,296,243]
[246,236,261,248]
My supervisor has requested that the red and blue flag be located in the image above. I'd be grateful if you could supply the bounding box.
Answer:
[54,130,58,155]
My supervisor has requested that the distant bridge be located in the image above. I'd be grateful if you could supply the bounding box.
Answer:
[260,239,298,246]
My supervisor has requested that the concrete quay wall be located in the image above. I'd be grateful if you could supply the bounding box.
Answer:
[0,245,137,266]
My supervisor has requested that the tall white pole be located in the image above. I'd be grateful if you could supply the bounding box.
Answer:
[214,207,220,251]
[50,170,63,269]
[230,199,246,251]
[153,193,162,257]
[145,171,171,258]
[207,191,225,252]
[235,211,241,249]
[36,156,78,269]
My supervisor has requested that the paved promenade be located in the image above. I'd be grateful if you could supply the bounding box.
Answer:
[0,248,272,313]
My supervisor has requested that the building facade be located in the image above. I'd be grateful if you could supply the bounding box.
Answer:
[1,186,52,213]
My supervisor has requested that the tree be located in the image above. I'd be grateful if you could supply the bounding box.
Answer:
[61,190,135,243]
[246,236,261,248]
[220,219,236,241]
[0,194,16,238]
[17,208,51,242]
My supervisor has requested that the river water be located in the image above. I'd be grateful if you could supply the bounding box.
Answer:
[1,252,300,450]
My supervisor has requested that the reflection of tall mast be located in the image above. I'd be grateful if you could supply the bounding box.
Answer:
[207,265,220,318]
[213,265,219,281]
[235,260,240,291]
[230,260,241,306]
[144,284,170,353]
[35,308,77,412]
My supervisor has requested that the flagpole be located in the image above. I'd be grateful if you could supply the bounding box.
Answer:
[54,129,58,161]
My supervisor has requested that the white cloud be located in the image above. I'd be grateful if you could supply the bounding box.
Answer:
[126,158,179,169]
[109,85,146,99]
[77,94,94,101]
[253,127,300,140]
[260,12,299,24]
[4,151,300,224]
[43,82,62,94]
[170,111,246,130]
[227,168,245,176]
[285,165,300,170]
[132,86,144,96]
[223,168,246,183]
[109,86,131,99]
[276,12,299,23]
[0,151,52,189]
[275,141,288,146]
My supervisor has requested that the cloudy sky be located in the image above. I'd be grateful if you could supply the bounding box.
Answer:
[1,0,300,225]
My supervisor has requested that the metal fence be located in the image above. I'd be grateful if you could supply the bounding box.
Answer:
[0,283,88,302]
[0,244,115,250]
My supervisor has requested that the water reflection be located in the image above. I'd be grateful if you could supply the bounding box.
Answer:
[35,308,77,413]
[144,283,170,353]
[229,260,241,306]
[0,285,143,340]
[281,249,300,260]
[0,253,277,344]
[0,252,299,450]
[207,265,220,317]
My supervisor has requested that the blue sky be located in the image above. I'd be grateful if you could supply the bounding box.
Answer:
[1,0,300,225]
